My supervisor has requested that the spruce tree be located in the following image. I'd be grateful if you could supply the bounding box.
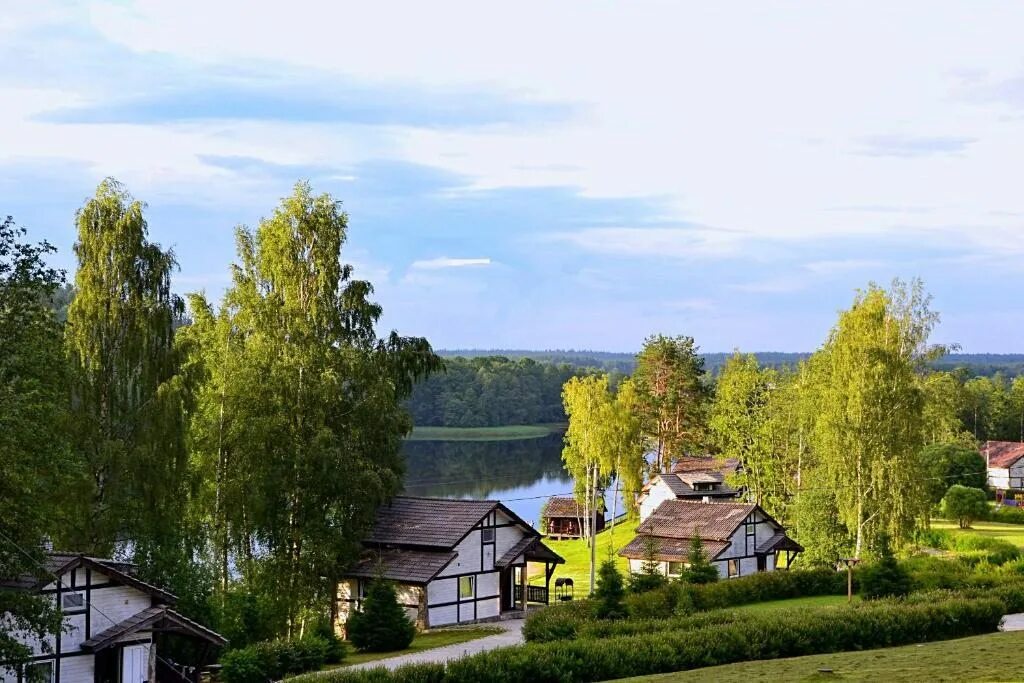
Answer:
[346,581,416,652]
[683,535,719,584]
[594,559,627,619]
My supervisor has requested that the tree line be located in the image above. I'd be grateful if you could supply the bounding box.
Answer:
[0,179,440,665]
[562,279,1005,569]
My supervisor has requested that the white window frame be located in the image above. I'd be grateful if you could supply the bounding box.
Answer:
[481,527,495,543]
[727,558,740,578]
[459,575,474,599]
[24,660,55,683]
[667,561,685,577]
[62,591,85,609]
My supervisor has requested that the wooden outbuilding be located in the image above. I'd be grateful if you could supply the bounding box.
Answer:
[542,497,605,540]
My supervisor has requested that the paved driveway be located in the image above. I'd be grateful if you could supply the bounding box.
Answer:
[343,619,524,672]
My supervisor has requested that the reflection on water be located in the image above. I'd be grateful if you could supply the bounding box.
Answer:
[401,433,622,528]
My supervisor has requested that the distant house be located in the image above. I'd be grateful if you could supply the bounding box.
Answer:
[638,469,741,521]
[336,497,564,632]
[620,500,802,580]
[671,457,741,477]
[542,497,605,540]
[0,553,225,683]
[985,441,1024,491]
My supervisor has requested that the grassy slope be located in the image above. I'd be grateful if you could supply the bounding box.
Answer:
[932,518,1024,546]
[623,630,1024,682]
[405,424,563,441]
[541,519,638,595]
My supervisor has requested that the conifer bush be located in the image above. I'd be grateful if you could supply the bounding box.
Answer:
[593,559,627,619]
[346,580,416,652]
[680,535,719,584]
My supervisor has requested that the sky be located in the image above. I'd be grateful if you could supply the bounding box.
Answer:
[2,2,1024,352]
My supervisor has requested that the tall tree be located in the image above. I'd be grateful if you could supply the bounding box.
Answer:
[182,182,440,636]
[633,335,708,472]
[62,179,187,558]
[810,279,938,557]
[0,218,67,668]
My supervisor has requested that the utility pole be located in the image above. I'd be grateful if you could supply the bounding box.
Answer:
[839,558,861,603]
[589,464,598,596]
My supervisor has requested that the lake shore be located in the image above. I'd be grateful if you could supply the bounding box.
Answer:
[406,423,566,442]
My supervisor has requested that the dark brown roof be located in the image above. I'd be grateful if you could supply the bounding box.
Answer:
[638,500,757,541]
[495,537,536,568]
[81,605,226,652]
[645,474,739,500]
[1,554,174,604]
[985,441,1024,469]
[757,531,804,554]
[544,497,587,519]
[619,535,730,562]
[343,549,457,584]
[494,537,566,568]
[365,497,507,549]
[671,457,740,476]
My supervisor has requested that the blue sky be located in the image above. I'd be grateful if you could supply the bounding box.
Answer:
[3,2,1024,352]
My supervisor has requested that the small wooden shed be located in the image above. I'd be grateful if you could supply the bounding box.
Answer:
[543,497,605,540]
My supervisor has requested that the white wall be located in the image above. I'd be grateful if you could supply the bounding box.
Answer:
[639,479,676,521]
[989,467,1010,490]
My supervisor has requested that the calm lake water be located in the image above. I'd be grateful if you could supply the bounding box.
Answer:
[401,433,624,528]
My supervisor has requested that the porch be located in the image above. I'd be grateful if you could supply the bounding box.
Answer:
[496,537,565,611]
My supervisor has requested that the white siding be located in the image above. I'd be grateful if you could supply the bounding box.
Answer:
[990,467,1011,490]
[61,653,95,682]
[91,585,152,634]
[639,480,676,522]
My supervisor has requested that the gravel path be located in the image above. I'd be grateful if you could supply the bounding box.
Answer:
[342,619,525,672]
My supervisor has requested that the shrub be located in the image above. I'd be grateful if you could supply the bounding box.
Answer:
[311,619,348,664]
[681,535,719,585]
[991,505,1024,525]
[219,635,334,683]
[629,536,669,593]
[942,485,990,529]
[593,559,627,619]
[347,580,416,653]
[859,536,911,600]
[922,443,987,504]
[522,600,594,642]
[902,555,973,591]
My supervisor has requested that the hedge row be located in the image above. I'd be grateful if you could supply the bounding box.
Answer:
[317,597,1004,683]
[220,634,346,683]
[916,528,1021,565]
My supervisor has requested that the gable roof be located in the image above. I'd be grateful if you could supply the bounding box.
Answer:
[985,441,1024,469]
[544,497,587,519]
[637,500,758,541]
[671,457,741,476]
[1,554,175,604]
[342,549,458,585]
[81,605,226,652]
[619,535,730,562]
[364,497,536,550]
[645,473,739,499]
[494,537,565,568]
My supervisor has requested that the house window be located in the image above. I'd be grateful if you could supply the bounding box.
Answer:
[459,575,474,599]
[667,561,685,577]
[482,528,495,543]
[24,661,55,683]
[727,559,740,578]
[62,592,85,609]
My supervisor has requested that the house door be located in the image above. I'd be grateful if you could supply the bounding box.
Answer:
[756,555,767,572]
[121,644,150,683]
[499,567,515,611]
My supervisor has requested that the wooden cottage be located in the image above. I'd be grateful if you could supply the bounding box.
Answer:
[542,497,605,540]
[985,441,1024,492]
[336,497,564,631]
[0,553,225,683]
[620,500,802,580]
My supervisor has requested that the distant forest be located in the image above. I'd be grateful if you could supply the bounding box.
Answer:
[410,350,1024,428]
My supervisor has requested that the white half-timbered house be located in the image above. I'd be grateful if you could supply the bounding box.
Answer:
[1,554,225,683]
[620,500,802,580]
[984,441,1024,491]
[336,497,564,631]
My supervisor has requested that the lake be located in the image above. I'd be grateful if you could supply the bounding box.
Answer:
[401,433,625,528]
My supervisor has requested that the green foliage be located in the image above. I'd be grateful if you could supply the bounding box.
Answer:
[942,485,990,529]
[593,560,627,620]
[628,535,668,593]
[0,216,68,666]
[681,535,719,584]
[918,529,1021,566]
[859,536,912,600]
[923,444,987,505]
[219,635,337,683]
[326,598,1004,683]
[990,506,1024,524]
[792,486,851,567]
[346,581,416,653]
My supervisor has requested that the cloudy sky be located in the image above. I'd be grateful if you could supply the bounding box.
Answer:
[3,2,1024,352]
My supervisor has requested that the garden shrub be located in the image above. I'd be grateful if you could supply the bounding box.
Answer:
[687,567,846,611]
[902,555,973,591]
[680,536,719,584]
[320,597,1004,683]
[915,527,1020,565]
[220,635,335,683]
[347,580,417,652]
[859,536,911,600]
[990,505,1024,525]
[521,600,595,642]
[942,485,990,529]
[593,559,628,619]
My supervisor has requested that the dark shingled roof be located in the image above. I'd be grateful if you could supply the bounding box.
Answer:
[985,441,1024,469]
[343,549,457,584]
[757,530,804,554]
[544,497,587,519]
[495,537,565,568]
[619,535,729,562]
[646,474,739,499]
[81,605,226,652]
[671,457,741,476]
[1,554,174,603]
[365,497,503,548]
[638,500,757,541]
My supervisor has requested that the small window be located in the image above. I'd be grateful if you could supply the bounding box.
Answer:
[727,559,740,578]
[62,592,84,609]
[482,528,495,543]
[667,561,685,577]
[459,575,474,599]
[25,661,55,683]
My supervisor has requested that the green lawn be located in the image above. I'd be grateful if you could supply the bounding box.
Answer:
[542,519,637,595]
[727,594,857,613]
[297,627,502,675]
[933,518,1024,547]
[405,424,563,441]
[622,630,1024,682]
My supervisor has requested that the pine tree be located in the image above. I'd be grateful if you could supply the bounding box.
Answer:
[593,560,627,620]
[682,534,719,584]
[346,580,416,652]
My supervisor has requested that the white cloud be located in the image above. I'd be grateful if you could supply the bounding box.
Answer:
[549,227,743,260]
[410,257,491,270]
[803,259,888,275]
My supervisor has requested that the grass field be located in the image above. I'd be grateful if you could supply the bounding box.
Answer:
[405,424,564,441]
[932,518,1024,547]
[727,594,856,613]
[542,519,638,595]
[623,630,1024,681]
